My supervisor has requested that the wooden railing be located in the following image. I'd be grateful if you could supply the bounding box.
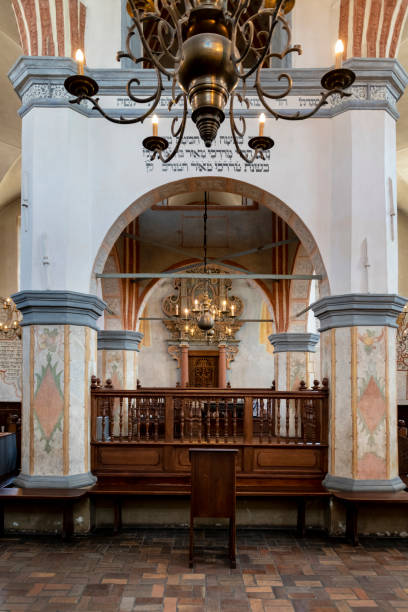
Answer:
[90,377,329,447]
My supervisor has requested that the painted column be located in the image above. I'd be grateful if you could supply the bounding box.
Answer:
[12,290,105,488]
[218,343,227,388]
[313,294,406,492]
[97,330,143,389]
[180,342,189,387]
[268,333,320,390]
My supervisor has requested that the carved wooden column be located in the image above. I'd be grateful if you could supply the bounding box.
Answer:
[218,343,227,388]
[180,342,189,387]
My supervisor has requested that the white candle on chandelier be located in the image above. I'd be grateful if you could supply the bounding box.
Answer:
[194,299,199,309]
[175,304,179,316]
[335,39,344,70]
[75,49,85,75]
[222,300,227,310]
[184,307,189,318]
[259,113,266,137]
[152,114,159,137]
[231,304,235,317]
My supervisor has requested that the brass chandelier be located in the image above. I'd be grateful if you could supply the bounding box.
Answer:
[174,192,238,338]
[64,0,355,163]
[0,298,21,339]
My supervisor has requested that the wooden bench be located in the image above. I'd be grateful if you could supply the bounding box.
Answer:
[0,488,88,540]
[88,477,331,536]
[333,490,408,545]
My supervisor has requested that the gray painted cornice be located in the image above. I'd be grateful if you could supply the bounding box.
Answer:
[98,330,144,351]
[8,56,408,121]
[312,293,407,332]
[12,290,106,330]
[268,332,320,353]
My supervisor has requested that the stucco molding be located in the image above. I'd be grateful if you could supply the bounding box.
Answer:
[323,474,406,492]
[268,332,320,353]
[12,290,106,330]
[98,330,144,351]
[312,294,407,332]
[8,56,408,121]
[13,471,97,489]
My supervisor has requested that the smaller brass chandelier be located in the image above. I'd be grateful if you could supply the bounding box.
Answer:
[64,0,355,164]
[173,192,238,340]
[0,298,21,339]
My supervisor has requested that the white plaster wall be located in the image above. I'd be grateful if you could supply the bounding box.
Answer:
[19,106,398,297]
[292,0,340,69]
[138,280,178,387]
[227,280,275,388]
[85,0,122,69]
[0,199,19,297]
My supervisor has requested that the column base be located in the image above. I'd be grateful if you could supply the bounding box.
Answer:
[13,472,97,489]
[323,474,406,492]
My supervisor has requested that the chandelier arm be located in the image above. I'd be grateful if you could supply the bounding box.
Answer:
[256,85,351,121]
[231,3,284,82]
[127,6,178,79]
[69,94,159,125]
[229,93,261,165]
[233,20,255,66]
[153,93,188,163]
[159,0,185,62]
[256,70,293,101]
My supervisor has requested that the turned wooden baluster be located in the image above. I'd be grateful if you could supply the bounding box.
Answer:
[276,398,281,444]
[295,398,299,443]
[180,400,185,443]
[267,398,272,443]
[206,401,211,443]
[119,397,123,441]
[102,398,108,442]
[272,398,276,439]
[286,399,290,443]
[224,400,229,443]
[109,398,114,441]
[136,399,141,441]
[215,399,220,443]
[154,400,159,441]
[198,402,202,443]
[145,400,150,441]
[259,398,264,444]
[232,400,237,443]
[189,400,194,443]
[128,399,133,441]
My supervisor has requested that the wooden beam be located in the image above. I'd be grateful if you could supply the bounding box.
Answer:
[96,273,322,281]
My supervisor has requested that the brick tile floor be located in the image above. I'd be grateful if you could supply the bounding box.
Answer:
[0,529,407,611]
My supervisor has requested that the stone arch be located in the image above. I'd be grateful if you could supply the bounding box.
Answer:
[91,177,330,298]
[287,243,314,333]
[339,0,408,59]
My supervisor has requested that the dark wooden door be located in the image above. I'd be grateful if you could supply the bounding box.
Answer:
[188,355,218,387]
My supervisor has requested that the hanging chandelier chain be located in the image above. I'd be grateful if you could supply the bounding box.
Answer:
[203,191,208,274]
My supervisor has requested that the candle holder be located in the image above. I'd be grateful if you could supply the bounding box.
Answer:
[321,68,355,92]
[248,135,275,152]
[64,74,99,98]
[142,136,169,154]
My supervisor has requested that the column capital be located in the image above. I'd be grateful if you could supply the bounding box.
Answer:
[12,290,106,331]
[312,293,406,333]
[98,330,143,351]
[268,332,320,353]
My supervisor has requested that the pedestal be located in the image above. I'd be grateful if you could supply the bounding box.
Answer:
[11,291,105,488]
[218,343,227,388]
[313,294,406,492]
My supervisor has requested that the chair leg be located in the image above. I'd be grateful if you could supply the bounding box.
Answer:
[62,503,73,541]
[297,498,306,538]
[113,497,122,535]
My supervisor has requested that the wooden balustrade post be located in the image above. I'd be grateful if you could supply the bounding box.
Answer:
[165,396,174,442]
[244,396,253,444]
